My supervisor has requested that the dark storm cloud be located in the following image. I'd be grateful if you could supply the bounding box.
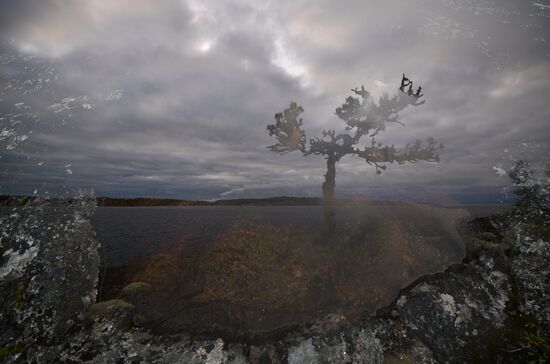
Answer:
[1,0,549,201]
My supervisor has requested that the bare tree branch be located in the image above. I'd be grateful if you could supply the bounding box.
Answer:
[265,74,444,221]
[354,137,444,174]
[336,82,425,141]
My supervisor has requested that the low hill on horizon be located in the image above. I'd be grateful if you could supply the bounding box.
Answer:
[1,195,412,207]
[95,196,378,207]
[0,194,512,208]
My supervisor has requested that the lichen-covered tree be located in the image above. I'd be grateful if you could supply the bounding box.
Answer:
[267,74,444,227]
[508,160,550,227]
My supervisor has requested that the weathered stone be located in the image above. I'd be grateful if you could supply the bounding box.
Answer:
[2,194,547,363]
[509,225,550,330]
[286,324,385,364]
[0,192,99,362]
[390,251,511,362]
[381,319,436,364]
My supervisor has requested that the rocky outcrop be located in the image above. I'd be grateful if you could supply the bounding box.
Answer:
[1,199,548,363]
[509,225,550,330]
[0,192,100,362]
[386,252,510,362]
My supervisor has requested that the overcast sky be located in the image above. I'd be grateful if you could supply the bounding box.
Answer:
[0,0,549,202]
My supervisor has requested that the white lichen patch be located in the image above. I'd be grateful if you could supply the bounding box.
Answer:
[413,283,436,293]
[439,293,457,317]
[396,295,408,307]
[0,245,39,279]
[205,339,225,364]
[288,339,318,364]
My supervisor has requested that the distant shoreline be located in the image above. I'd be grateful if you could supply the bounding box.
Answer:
[0,194,513,209]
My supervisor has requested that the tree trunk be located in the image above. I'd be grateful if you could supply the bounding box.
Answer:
[322,156,336,228]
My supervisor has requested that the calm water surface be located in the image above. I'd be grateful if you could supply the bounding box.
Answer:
[92,205,483,266]
[92,204,510,267]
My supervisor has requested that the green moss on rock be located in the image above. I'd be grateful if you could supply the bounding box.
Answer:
[90,299,134,320]
[15,281,27,311]
[0,341,23,359]
[120,282,152,303]
[479,232,499,243]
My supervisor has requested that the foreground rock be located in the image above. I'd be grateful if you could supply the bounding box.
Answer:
[510,225,550,330]
[1,199,548,362]
[0,193,100,362]
[387,252,510,362]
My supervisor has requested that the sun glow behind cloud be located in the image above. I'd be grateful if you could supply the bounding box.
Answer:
[196,40,213,53]
[185,0,314,87]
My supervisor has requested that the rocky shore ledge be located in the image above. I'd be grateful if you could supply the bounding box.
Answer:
[1,197,548,363]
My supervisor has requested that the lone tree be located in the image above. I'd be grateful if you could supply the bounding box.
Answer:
[266,74,444,227]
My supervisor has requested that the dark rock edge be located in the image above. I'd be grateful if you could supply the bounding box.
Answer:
[1,207,548,363]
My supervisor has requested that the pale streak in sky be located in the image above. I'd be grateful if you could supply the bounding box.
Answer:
[0,0,549,202]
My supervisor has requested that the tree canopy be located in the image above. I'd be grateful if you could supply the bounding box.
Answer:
[267,74,443,175]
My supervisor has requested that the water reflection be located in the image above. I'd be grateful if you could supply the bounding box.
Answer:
[101,204,467,337]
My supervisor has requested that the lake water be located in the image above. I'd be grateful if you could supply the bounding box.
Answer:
[92,204,509,267]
